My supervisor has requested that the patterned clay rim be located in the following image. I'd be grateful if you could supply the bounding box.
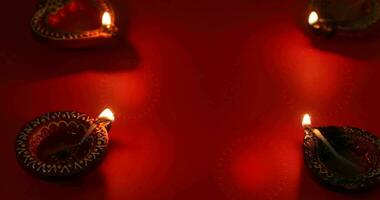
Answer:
[31,0,118,41]
[15,111,109,178]
[303,126,380,191]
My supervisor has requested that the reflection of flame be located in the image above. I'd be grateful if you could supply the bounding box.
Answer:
[302,114,311,126]
[102,12,112,28]
[308,11,319,25]
[99,108,115,122]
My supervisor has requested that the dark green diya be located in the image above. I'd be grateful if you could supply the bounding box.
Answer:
[307,0,380,36]
[303,126,380,192]
[15,111,109,179]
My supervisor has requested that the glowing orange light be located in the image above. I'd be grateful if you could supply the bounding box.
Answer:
[302,114,311,127]
[98,108,115,122]
[102,12,112,28]
[308,11,319,25]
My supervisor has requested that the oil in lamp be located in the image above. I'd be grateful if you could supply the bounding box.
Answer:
[15,108,115,179]
[306,0,380,37]
[31,0,118,48]
[302,114,380,192]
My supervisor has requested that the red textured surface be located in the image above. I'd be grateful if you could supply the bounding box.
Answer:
[2,0,380,199]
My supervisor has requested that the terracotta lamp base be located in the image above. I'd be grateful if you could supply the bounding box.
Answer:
[31,0,118,48]
[303,126,380,192]
[15,111,109,179]
[307,0,380,37]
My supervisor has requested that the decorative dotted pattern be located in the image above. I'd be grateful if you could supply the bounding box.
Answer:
[303,126,380,191]
[15,111,109,178]
[31,0,117,41]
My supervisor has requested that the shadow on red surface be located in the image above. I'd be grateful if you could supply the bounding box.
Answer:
[13,168,107,200]
[0,41,140,81]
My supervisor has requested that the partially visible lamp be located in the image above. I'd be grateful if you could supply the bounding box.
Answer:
[31,0,118,48]
[306,0,380,37]
[302,114,380,192]
[15,108,115,179]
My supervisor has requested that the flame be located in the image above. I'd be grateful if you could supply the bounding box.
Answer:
[98,108,115,122]
[102,11,112,28]
[302,114,311,126]
[308,11,319,25]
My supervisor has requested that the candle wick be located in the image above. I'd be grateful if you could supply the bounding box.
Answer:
[79,119,111,144]
[304,125,359,170]
[47,119,111,158]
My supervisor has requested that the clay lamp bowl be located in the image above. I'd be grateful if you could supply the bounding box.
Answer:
[306,0,380,37]
[15,109,114,179]
[31,0,118,48]
[302,114,380,192]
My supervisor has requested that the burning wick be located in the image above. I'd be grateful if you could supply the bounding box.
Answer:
[80,108,115,144]
[302,114,358,169]
[308,10,322,30]
[102,11,112,29]
[49,108,115,157]
[308,11,319,26]
[307,10,335,34]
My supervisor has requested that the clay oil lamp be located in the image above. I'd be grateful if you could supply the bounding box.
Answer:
[302,114,380,192]
[15,108,114,179]
[31,0,118,48]
[306,0,380,37]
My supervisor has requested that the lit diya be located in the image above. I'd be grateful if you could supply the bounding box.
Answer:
[302,114,380,192]
[31,0,118,48]
[15,109,114,179]
[306,0,380,36]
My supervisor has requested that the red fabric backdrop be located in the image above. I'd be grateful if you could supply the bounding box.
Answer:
[1,0,380,199]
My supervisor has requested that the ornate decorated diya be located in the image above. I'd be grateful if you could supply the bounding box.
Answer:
[306,0,380,36]
[302,114,380,192]
[15,109,114,179]
[31,0,118,48]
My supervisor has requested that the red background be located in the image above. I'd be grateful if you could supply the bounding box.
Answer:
[1,0,380,199]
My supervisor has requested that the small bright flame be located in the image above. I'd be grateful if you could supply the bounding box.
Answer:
[308,11,319,25]
[102,12,112,28]
[99,108,115,122]
[302,114,311,126]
